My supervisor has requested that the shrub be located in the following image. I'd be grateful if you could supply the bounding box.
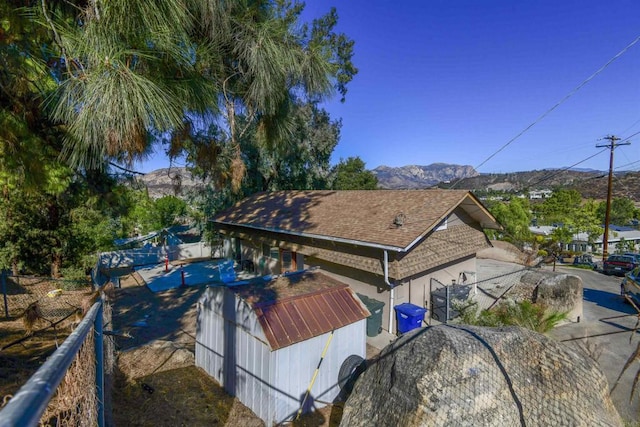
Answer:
[457,300,567,333]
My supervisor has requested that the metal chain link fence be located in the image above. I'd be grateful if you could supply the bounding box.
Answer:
[429,267,531,324]
[1,274,92,322]
[40,326,97,427]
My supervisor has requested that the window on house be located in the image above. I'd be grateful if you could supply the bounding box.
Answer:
[269,247,280,260]
[234,239,242,261]
[279,250,299,273]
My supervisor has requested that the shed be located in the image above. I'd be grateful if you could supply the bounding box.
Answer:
[195,270,370,425]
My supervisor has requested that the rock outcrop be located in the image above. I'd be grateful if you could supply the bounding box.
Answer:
[373,163,478,189]
[341,325,621,427]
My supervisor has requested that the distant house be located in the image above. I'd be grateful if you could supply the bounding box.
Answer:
[529,189,553,200]
[211,190,501,334]
[529,224,640,254]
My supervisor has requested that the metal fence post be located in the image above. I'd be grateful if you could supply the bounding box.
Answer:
[95,299,105,427]
[2,271,8,319]
[445,285,450,324]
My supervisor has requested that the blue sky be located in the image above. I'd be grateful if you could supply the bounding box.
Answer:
[139,1,640,174]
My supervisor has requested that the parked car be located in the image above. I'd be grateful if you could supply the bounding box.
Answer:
[621,266,640,303]
[602,254,638,276]
[573,254,596,269]
[624,253,640,264]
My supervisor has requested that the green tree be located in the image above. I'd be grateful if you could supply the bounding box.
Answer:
[573,199,602,248]
[536,189,582,226]
[596,198,637,226]
[243,101,341,191]
[38,0,356,191]
[331,157,378,190]
[153,196,187,229]
[486,198,532,245]
[0,178,121,276]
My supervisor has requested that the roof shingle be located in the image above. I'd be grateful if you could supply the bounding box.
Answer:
[213,190,498,251]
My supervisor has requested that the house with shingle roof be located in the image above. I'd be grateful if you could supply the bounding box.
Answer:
[211,189,501,334]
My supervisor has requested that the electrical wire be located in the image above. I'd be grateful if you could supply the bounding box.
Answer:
[524,148,609,189]
[617,117,640,137]
[450,33,640,189]
[615,159,640,171]
[620,129,640,143]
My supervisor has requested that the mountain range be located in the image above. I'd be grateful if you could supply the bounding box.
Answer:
[135,164,640,202]
[132,168,207,199]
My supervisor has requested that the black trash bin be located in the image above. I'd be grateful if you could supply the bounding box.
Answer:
[357,293,385,337]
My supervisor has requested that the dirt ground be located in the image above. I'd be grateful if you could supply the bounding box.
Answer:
[0,278,91,401]
[110,272,342,427]
[0,271,344,426]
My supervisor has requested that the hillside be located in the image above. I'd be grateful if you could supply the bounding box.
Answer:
[132,167,207,199]
[373,164,640,202]
[445,169,640,201]
[134,165,640,203]
[372,163,478,189]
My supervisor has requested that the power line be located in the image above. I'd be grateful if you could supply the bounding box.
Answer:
[620,129,640,143]
[450,33,640,189]
[617,117,640,136]
[521,148,608,189]
[615,159,640,170]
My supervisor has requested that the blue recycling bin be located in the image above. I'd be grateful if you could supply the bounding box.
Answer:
[395,303,427,334]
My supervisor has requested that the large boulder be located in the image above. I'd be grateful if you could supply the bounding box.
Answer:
[340,325,621,427]
[519,270,583,322]
[532,274,583,321]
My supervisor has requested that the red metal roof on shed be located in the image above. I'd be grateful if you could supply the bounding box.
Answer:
[232,271,370,350]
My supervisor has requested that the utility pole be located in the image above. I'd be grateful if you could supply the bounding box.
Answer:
[596,135,630,262]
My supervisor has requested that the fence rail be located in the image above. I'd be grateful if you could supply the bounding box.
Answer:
[0,300,104,427]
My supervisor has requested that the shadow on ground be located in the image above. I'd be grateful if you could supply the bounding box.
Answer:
[583,288,637,315]
[112,283,205,351]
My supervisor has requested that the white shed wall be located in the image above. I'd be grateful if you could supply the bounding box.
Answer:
[271,320,366,424]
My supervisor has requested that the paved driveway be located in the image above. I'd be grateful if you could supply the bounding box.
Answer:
[545,265,640,422]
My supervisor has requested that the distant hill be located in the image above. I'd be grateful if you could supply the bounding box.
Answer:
[437,169,640,202]
[373,164,640,202]
[133,167,207,199]
[373,163,478,189]
[134,165,640,203]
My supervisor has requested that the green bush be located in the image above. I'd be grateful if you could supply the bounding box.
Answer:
[457,300,567,333]
[537,249,548,257]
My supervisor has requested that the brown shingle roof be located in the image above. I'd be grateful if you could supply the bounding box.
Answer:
[230,270,370,350]
[213,190,499,251]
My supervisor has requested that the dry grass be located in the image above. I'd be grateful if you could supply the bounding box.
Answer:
[41,329,97,426]
[22,302,44,334]
[0,282,106,423]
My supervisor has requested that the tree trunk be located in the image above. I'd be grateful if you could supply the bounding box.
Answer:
[51,252,62,278]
